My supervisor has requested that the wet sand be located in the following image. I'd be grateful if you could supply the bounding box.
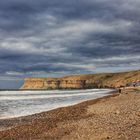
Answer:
[0,90,140,140]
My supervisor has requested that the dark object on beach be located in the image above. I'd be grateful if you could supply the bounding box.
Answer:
[119,89,121,93]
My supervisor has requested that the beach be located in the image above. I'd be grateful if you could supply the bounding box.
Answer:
[0,88,140,140]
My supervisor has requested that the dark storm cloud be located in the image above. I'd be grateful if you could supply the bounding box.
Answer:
[0,0,140,81]
[68,34,140,58]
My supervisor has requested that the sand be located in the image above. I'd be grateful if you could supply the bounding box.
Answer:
[0,90,140,140]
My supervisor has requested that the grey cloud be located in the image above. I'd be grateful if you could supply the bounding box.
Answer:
[0,0,140,85]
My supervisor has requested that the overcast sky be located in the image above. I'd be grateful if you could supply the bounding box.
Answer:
[0,0,140,88]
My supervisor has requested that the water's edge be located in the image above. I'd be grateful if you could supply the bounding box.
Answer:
[0,89,115,119]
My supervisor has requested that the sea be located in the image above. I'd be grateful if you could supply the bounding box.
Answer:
[0,89,114,119]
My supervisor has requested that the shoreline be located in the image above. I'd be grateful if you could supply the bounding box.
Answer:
[0,90,140,139]
[0,90,117,128]
[0,89,115,120]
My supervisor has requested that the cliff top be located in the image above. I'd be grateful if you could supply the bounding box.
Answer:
[24,70,140,81]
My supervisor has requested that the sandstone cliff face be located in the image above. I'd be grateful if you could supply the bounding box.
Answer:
[21,78,86,90]
[21,70,140,90]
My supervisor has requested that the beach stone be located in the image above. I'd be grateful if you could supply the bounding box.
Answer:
[106,136,110,139]
[115,110,120,115]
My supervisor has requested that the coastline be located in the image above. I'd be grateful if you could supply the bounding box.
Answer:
[0,90,116,128]
[0,90,119,131]
[0,90,140,139]
[0,88,114,120]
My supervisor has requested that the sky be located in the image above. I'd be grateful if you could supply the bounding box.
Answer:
[0,0,140,89]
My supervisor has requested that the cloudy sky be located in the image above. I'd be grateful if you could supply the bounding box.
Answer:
[0,0,140,88]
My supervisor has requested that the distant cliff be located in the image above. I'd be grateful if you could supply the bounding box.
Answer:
[21,70,140,90]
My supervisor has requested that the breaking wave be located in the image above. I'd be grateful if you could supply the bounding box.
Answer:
[0,89,114,119]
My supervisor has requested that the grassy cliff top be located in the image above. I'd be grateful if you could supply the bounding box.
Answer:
[24,70,140,81]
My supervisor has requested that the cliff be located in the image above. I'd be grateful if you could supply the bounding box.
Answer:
[21,70,140,90]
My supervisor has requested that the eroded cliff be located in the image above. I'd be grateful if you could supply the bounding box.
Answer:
[21,70,140,90]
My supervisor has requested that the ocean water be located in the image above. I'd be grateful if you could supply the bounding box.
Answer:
[0,89,114,119]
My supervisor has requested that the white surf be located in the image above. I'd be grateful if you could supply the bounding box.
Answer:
[0,89,114,119]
